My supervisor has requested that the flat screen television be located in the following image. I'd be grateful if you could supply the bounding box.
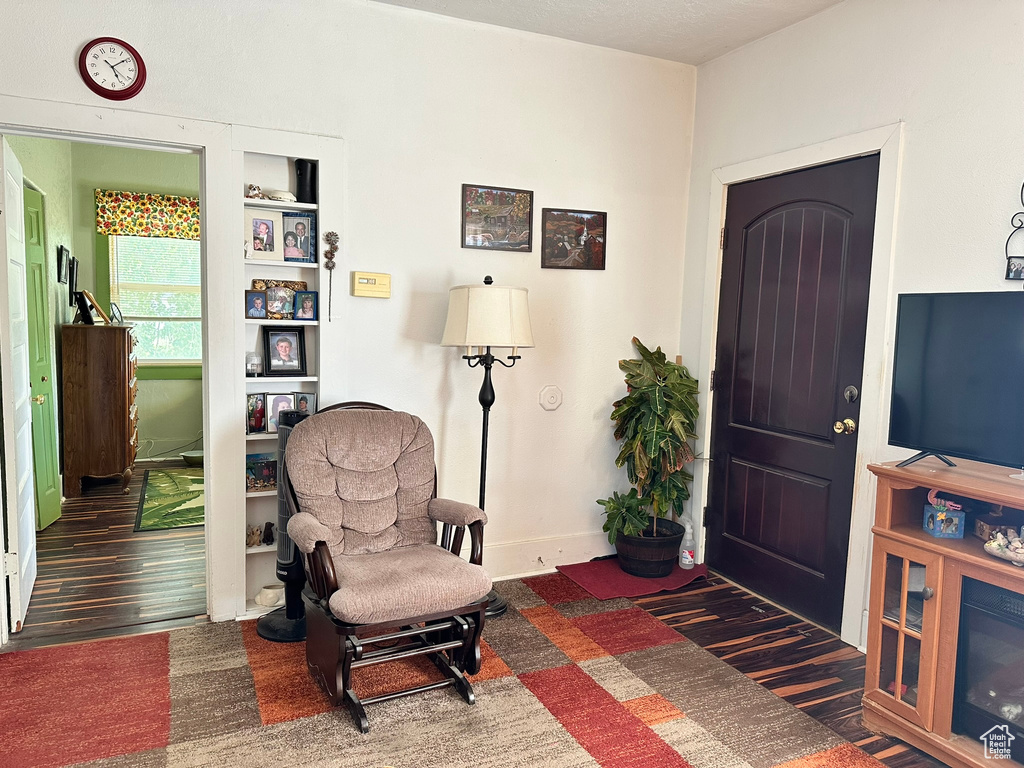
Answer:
[889,291,1024,469]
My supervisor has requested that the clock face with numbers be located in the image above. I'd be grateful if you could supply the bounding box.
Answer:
[78,38,147,101]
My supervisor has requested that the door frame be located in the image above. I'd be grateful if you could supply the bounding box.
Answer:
[693,123,905,648]
[0,93,239,628]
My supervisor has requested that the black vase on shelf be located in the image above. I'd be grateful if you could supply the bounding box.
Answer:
[295,159,317,205]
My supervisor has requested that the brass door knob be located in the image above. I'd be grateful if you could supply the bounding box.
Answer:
[31,394,45,405]
[832,418,856,435]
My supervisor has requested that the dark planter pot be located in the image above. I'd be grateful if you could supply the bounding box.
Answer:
[614,517,684,578]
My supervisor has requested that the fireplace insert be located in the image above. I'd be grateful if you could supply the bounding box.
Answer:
[954,577,1024,760]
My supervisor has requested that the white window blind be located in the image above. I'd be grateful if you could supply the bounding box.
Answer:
[109,235,202,362]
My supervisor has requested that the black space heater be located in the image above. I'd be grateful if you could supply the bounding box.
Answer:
[256,408,310,643]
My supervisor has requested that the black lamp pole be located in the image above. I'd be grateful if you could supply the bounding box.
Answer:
[461,279,521,617]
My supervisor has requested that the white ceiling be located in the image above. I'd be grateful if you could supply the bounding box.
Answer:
[369,0,844,65]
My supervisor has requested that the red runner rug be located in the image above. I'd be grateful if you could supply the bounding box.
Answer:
[556,557,707,600]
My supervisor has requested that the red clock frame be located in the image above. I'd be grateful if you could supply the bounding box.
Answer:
[77,37,147,101]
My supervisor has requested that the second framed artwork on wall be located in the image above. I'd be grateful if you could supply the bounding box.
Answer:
[541,209,606,270]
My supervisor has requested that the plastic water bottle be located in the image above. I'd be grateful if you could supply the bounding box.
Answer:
[679,514,695,569]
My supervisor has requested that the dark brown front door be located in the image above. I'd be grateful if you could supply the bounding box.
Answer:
[707,155,880,632]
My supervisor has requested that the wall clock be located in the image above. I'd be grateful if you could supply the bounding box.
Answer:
[78,37,146,100]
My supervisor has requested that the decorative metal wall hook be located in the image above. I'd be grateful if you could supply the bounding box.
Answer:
[1005,182,1024,286]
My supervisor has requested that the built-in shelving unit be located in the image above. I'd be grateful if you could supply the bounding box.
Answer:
[238,148,322,618]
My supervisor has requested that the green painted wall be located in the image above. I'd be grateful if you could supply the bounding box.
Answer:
[69,143,203,460]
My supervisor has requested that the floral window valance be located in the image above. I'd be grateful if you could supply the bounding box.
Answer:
[95,189,200,240]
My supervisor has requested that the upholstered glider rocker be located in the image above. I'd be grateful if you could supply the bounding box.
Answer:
[284,404,491,732]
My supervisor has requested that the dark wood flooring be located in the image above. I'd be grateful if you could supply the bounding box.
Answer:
[635,574,944,767]
[4,465,207,652]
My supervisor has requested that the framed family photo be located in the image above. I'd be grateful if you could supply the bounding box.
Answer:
[252,278,306,319]
[541,209,606,270]
[245,290,267,318]
[262,326,306,377]
[266,393,296,434]
[461,183,533,251]
[1007,259,1024,280]
[246,392,267,434]
[282,211,317,263]
[293,290,317,321]
[245,209,284,260]
[293,391,316,415]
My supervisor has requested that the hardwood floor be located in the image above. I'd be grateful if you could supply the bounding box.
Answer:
[635,574,945,767]
[5,465,207,652]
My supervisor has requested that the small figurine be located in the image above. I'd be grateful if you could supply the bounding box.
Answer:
[246,525,262,548]
[262,522,275,546]
[246,184,269,200]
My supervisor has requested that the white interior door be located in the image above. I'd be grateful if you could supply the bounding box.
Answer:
[0,136,37,644]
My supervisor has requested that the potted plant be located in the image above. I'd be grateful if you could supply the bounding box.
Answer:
[597,337,699,577]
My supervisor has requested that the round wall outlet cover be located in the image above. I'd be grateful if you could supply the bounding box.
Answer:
[539,385,563,411]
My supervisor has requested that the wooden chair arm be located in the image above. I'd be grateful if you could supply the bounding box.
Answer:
[305,540,339,599]
[468,520,484,566]
[441,521,484,566]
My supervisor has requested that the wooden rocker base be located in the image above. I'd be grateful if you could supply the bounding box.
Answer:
[302,590,487,733]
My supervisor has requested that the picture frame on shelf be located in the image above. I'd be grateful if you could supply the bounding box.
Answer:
[282,211,317,263]
[57,245,70,284]
[293,391,316,415]
[246,392,267,434]
[267,393,296,434]
[461,183,533,251]
[246,290,267,318]
[293,290,317,321]
[262,326,306,377]
[252,279,307,320]
[541,209,606,270]
[245,209,284,260]
[246,452,277,492]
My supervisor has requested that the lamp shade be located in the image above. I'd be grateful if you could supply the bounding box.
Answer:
[441,282,534,349]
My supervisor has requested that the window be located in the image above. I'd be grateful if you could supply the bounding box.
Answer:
[109,235,202,362]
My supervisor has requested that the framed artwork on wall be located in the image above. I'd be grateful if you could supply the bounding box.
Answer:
[1006,259,1024,280]
[68,256,79,306]
[57,246,70,284]
[541,209,606,270]
[461,183,533,251]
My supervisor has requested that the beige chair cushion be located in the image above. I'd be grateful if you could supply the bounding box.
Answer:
[286,410,438,556]
[328,544,492,625]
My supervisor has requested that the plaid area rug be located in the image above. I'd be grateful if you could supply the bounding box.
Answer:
[0,574,882,768]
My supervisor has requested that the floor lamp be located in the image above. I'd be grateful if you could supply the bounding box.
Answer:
[441,276,534,618]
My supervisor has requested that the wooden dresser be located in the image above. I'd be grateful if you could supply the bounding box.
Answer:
[61,324,138,497]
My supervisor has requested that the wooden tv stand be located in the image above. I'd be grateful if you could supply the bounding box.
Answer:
[864,459,1024,767]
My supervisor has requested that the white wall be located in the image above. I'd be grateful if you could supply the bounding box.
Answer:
[0,0,696,575]
[682,0,1024,643]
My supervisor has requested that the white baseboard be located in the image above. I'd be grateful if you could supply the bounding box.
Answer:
[474,531,614,581]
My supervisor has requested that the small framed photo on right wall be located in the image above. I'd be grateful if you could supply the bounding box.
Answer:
[1006,259,1024,280]
[541,209,606,270]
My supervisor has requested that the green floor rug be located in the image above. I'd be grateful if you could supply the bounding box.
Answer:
[134,468,205,531]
